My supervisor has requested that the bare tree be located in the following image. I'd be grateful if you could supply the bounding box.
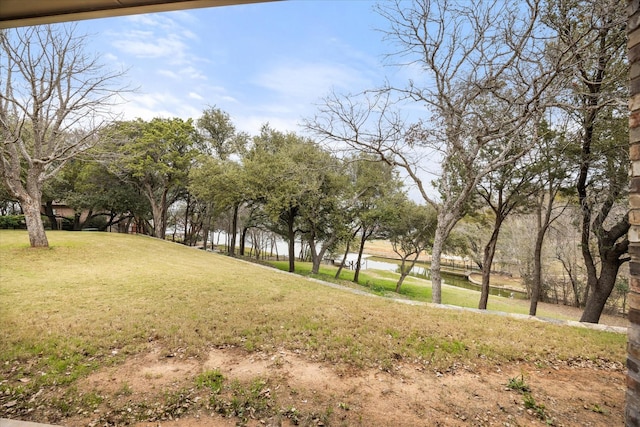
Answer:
[475,143,541,310]
[546,0,629,324]
[0,25,126,247]
[307,0,568,304]
[551,208,585,307]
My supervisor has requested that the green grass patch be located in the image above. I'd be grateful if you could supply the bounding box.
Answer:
[266,259,582,320]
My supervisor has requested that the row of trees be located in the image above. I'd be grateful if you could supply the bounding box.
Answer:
[306,0,628,323]
[3,101,434,284]
[0,0,628,324]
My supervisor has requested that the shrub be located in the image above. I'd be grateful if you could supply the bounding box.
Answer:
[0,215,25,229]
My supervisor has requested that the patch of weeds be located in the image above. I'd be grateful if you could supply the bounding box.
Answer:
[160,389,197,420]
[591,404,609,415]
[195,369,224,393]
[280,407,333,427]
[116,381,133,396]
[507,374,554,425]
[281,406,301,424]
[80,391,104,410]
[37,344,100,387]
[378,357,394,373]
[440,339,467,355]
[0,384,33,418]
[50,395,73,417]
[523,392,547,420]
[212,377,277,425]
[363,280,385,295]
[270,355,285,368]
[506,374,530,393]
[534,361,547,369]
[385,328,401,339]
[405,332,436,359]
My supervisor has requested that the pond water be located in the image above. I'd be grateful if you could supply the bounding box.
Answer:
[356,255,526,299]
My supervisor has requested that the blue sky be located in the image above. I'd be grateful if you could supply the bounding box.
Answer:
[74,1,406,136]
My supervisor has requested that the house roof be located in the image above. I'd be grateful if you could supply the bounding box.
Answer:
[0,0,278,29]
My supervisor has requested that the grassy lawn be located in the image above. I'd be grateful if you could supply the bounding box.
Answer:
[0,230,627,424]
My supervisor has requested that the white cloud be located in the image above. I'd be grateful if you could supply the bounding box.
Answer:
[194,85,239,105]
[233,114,301,136]
[111,33,188,61]
[220,95,238,103]
[103,53,118,62]
[188,92,204,100]
[119,92,202,121]
[126,13,198,40]
[108,12,204,71]
[157,66,207,81]
[158,70,180,79]
[254,61,372,103]
[179,66,206,80]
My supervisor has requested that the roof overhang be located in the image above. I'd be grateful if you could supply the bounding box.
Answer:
[0,0,278,29]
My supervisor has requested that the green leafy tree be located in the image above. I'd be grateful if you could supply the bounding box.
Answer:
[386,201,437,293]
[189,157,247,255]
[110,118,199,239]
[72,159,149,231]
[244,127,306,272]
[296,146,351,275]
[348,156,406,284]
[245,126,345,273]
[190,107,248,251]
[197,106,247,160]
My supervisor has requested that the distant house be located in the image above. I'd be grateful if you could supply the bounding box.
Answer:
[41,201,91,230]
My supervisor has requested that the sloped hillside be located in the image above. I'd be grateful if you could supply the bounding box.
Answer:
[0,231,626,426]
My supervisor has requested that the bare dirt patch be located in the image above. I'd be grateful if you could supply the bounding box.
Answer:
[82,346,200,396]
[67,346,624,427]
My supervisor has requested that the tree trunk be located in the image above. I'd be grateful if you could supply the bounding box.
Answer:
[146,185,168,239]
[286,210,296,273]
[430,225,446,304]
[228,204,238,256]
[184,193,191,245]
[159,188,168,239]
[21,194,49,248]
[335,226,359,279]
[396,253,419,293]
[580,257,624,323]
[478,221,502,310]
[353,228,369,284]
[240,226,248,256]
[202,208,211,250]
[309,230,320,274]
[150,200,164,239]
[529,222,547,316]
[43,201,58,230]
[14,169,49,248]
[73,212,82,231]
[310,234,338,275]
[335,239,351,279]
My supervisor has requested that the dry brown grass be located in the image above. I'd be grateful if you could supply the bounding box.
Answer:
[0,230,627,424]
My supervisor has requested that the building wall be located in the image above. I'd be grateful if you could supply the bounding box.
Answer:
[628,1,640,425]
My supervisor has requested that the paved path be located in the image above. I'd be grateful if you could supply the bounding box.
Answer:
[248,259,628,335]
